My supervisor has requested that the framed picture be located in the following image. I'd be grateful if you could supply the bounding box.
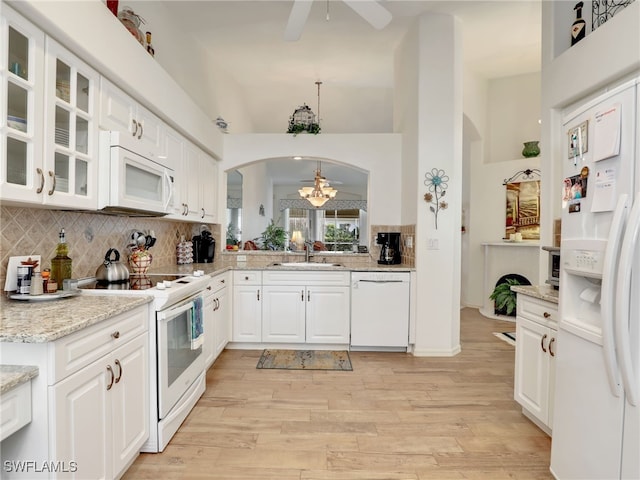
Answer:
[505,180,540,240]
[568,120,588,158]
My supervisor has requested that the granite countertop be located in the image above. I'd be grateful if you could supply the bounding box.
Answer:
[0,294,152,343]
[0,364,38,394]
[511,285,559,304]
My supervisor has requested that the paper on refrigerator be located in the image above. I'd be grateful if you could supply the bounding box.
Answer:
[592,103,622,162]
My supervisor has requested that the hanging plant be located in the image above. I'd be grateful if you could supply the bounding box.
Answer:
[424,168,449,229]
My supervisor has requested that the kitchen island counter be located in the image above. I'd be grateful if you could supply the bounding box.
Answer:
[0,294,152,343]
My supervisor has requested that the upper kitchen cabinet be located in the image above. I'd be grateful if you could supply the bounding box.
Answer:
[42,37,99,209]
[100,78,163,161]
[1,6,99,209]
[1,7,45,204]
[182,142,218,223]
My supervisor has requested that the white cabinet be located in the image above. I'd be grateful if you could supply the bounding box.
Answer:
[261,270,351,345]
[1,7,99,209]
[213,274,231,358]
[1,7,45,204]
[262,285,306,343]
[514,294,558,435]
[182,142,218,222]
[232,271,262,342]
[50,332,148,479]
[42,37,100,209]
[203,272,230,368]
[0,304,149,480]
[203,284,216,369]
[99,77,162,161]
[305,285,350,344]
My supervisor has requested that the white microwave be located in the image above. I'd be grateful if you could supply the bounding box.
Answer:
[98,131,174,216]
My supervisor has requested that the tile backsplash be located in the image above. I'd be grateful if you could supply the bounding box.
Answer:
[0,206,221,287]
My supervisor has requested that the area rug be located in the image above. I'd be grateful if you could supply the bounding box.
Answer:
[493,331,516,346]
[256,349,353,371]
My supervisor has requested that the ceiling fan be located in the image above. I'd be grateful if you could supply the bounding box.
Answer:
[284,0,392,41]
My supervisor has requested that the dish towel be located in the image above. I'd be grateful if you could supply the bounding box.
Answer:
[190,296,204,350]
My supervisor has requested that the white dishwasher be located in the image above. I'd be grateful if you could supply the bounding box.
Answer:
[350,271,410,350]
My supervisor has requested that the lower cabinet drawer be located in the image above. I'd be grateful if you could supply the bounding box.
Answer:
[51,305,147,383]
[517,295,558,326]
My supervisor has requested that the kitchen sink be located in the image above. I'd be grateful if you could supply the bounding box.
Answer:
[270,262,344,268]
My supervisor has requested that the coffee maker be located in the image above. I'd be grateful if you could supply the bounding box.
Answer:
[377,232,401,265]
[192,229,215,263]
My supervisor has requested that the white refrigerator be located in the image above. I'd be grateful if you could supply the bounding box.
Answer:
[550,77,639,479]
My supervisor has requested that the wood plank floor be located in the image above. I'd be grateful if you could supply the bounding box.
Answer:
[123,308,553,479]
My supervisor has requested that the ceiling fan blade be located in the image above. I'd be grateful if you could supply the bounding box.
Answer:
[284,0,314,41]
[343,0,392,30]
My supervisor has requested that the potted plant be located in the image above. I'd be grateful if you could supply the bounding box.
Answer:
[260,220,287,251]
[489,277,523,316]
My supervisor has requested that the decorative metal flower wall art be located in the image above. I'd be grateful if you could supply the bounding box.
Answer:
[424,168,449,229]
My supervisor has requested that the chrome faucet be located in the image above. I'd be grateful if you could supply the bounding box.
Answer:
[304,240,314,263]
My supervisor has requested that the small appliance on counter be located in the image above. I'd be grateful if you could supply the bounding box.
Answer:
[376,232,401,265]
[192,228,215,263]
[541,246,560,289]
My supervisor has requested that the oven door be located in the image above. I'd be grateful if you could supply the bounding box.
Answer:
[157,295,205,419]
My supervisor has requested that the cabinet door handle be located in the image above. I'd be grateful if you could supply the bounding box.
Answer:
[540,333,548,353]
[201,208,205,219]
[543,312,551,319]
[307,290,311,302]
[207,285,212,290]
[36,168,45,193]
[137,121,143,139]
[257,290,260,301]
[221,279,225,284]
[114,359,123,384]
[182,203,188,215]
[111,331,120,339]
[106,365,114,390]
[215,298,220,310]
[132,119,138,137]
[549,337,556,357]
[301,290,304,301]
[47,170,56,195]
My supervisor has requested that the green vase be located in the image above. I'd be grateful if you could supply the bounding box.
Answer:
[522,141,540,158]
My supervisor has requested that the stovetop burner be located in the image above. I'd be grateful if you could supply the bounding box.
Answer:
[79,274,189,291]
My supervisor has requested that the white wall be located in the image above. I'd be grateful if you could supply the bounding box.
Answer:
[238,163,272,243]
[394,21,419,227]
[486,73,541,163]
[221,134,402,230]
[404,13,463,356]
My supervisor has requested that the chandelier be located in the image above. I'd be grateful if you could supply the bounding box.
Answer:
[298,162,337,208]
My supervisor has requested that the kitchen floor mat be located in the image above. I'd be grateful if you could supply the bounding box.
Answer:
[493,331,516,346]
[256,349,352,371]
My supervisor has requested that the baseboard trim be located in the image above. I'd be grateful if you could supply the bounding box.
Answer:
[412,345,461,357]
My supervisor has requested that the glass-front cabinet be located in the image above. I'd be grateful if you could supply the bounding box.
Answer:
[1,7,44,203]
[1,6,98,209]
[43,37,98,209]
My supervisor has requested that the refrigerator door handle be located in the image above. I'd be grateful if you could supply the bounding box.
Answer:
[601,194,627,397]
[615,193,640,406]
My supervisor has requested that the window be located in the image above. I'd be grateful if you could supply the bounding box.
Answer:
[287,208,360,252]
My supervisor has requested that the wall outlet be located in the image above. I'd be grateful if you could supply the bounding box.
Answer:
[405,236,413,248]
[236,255,247,262]
[426,238,439,250]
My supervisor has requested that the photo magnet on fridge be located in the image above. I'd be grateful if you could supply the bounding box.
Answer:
[566,173,588,213]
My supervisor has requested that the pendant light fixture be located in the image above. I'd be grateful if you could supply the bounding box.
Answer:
[298,161,337,208]
[296,81,338,207]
